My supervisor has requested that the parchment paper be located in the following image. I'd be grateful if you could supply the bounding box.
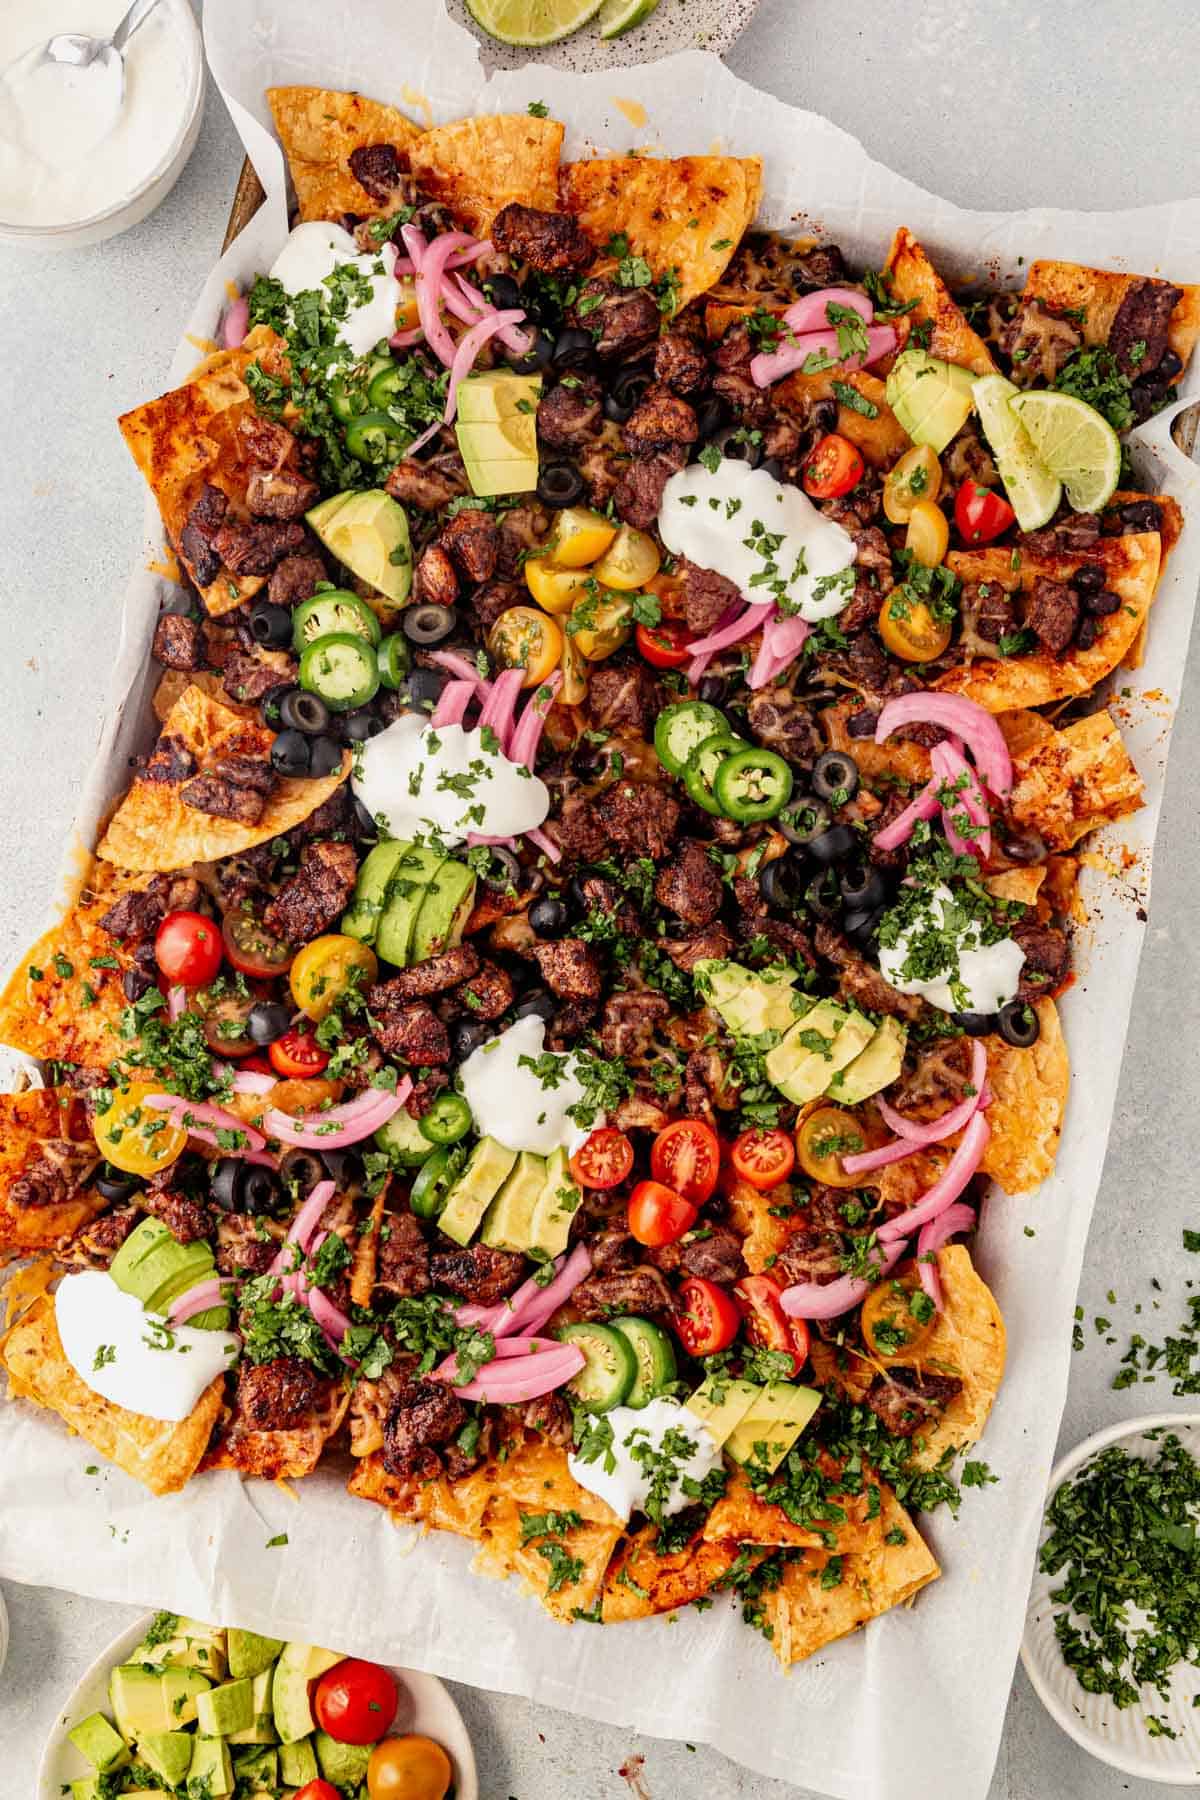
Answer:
[2,6,1200,1794]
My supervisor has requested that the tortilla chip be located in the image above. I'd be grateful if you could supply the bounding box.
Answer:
[1009,710,1143,852]
[476,1498,621,1623]
[937,530,1162,710]
[702,1463,878,1555]
[997,708,1056,758]
[600,1525,746,1622]
[760,1486,939,1666]
[980,999,1069,1195]
[883,227,996,376]
[202,1378,349,1482]
[1109,491,1186,670]
[1021,261,1200,374]
[96,684,349,873]
[559,156,761,311]
[482,1431,623,1527]
[266,87,422,223]
[1044,853,1087,925]
[153,669,249,723]
[0,870,143,1066]
[778,368,910,468]
[821,698,931,787]
[118,326,287,618]
[407,115,563,237]
[985,866,1046,907]
[0,1294,221,1495]
[348,1450,496,1539]
[0,1090,103,1258]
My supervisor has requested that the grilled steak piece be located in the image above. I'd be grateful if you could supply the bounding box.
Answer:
[349,142,404,204]
[1024,577,1080,656]
[222,648,298,706]
[386,458,467,511]
[181,754,278,824]
[381,1377,466,1478]
[571,279,662,360]
[660,924,734,972]
[99,873,200,944]
[492,203,595,273]
[245,468,320,521]
[369,999,451,1065]
[374,1210,432,1299]
[655,840,723,927]
[234,1356,321,1432]
[613,448,687,530]
[997,297,1083,387]
[429,1242,525,1306]
[531,938,604,1001]
[621,384,699,456]
[152,613,206,671]
[573,1266,674,1318]
[1107,277,1183,377]
[268,552,328,609]
[140,1186,214,1244]
[585,663,661,732]
[216,1213,283,1277]
[8,1141,98,1211]
[370,948,481,1003]
[264,841,358,945]
[680,561,740,637]
[652,1225,745,1284]
[1013,920,1069,1001]
[212,519,308,577]
[595,781,681,859]
[864,1369,962,1437]
[537,375,603,448]
[655,327,708,395]
[600,991,669,1062]
[439,508,500,583]
[415,543,459,606]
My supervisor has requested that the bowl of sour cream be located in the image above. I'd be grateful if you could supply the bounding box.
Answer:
[0,0,203,250]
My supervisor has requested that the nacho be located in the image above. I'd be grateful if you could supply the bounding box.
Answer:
[0,869,141,1067]
[407,114,563,238]
[883,227,997,376]
[266,86,422,223]
[1021,261,1200,374]
[477,1498,622,1623]
[980,999,1070,1195]
[96,683,349,873]
[778,368,911,468]
[348,1450,496,1540]
[702,1462,878,1555]
[0,1293,221,1495]
[559,156,762,312]
[0,1090,102,1259]
[600,1525,747,1622]
[1009,710,1144,851]
[202,1376,350,1482]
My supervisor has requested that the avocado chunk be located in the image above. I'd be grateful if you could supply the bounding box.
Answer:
[725,1383,822,1472]
[70,1781,110,1800]
[137,1732,194,1787]
[765,1001,874,1105]
[233,1745,280,1790]
[315,1729,373,1786]
[109,1664,211,1741]
[481,1149,548,1252]
[410,856,477,962]
[128,1616,227,1679]
[67,1712,129,1774]
[828,1015,908,1105]
[307,488,413,606]
[374,1106,437,1168]
[456,371,542,497]
[189,1736,235,1798]
[529,1146,581,1260]
[885,349,978,453]
[227,1666,279,1744]
[109,1220,215,1315]
[683,1375,761,1448]
[226,1627,285,1681]
[195,1676,254,1738]
[438,1136,518,1246]
[279,1736,320,1786]
[341,838,419,945]
[375,843,446,967]
[271,1643,343,1744]
[696,958,807,1040]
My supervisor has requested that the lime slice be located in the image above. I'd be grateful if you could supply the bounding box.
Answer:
[1010,388,1122,514]
[971,373,1062,532]
[465,0,602,45]
[598,0,662,36]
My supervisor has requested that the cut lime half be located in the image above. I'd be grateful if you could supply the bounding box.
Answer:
[598,0,662,36]
[972,373,1061,532]
[466,0,603,45]
[1010,389,1122,514]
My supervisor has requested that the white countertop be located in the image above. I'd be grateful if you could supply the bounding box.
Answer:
[2,1,1200,1795]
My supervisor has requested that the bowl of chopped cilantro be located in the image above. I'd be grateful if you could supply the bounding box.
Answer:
[1022,1414,1200,1781]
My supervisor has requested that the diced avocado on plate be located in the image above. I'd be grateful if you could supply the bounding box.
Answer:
[456,370,542,497]
[271,1642,344,1744]
[279,1735,320,1786]
[684,1375,761,1448]
[696,958,807,1040]
[885,348,977,452]
[316,1728,374,1785]
[307,488,413,606]
[481,1149,548,1252]
[232,1744,280,1791]
[438,1136,519,1245]
[226,1626,285,1682]
[109,1663,212,1741]
[195,1676,254,1739]
[136,1731,194,1787]
[828,1015,908,1104]
[725,1384,822,1472]
[528,1145,581,1260]
[188,1735,235,1798]
[765,1001,873,1105]
[67,1711,129,1774]
[410,856,477,962]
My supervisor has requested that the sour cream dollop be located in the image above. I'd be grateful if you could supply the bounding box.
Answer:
[353,713,550,847]
[659,459,858,622]
[878,882,1025,1015]
[459,1015,595,1158]
[568,1398,723,1525]
[269,221,399,361]
[55,1272,238,1423]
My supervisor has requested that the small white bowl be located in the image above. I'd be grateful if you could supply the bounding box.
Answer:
[0,0,203,252]
[1022,1413,1200,1783]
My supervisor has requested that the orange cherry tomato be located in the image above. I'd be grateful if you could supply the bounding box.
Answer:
[313,1658,398,1745]
[650,1119,720,1204]
[730,1126,795,1191]
[802,433,864,500]
[735,1272,811,1378]
[628,1179,698,1248]
[795,1105,868,1189]
[367,1735,453,1800]
[635,620,693,668]
[569,1127,634,1191]
[154,911,222,987]
[674,1276,741,1356]
[268,1028,330,1079]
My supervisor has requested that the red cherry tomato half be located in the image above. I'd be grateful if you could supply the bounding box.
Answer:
[238,1052,276,1076]
[635,620,693,669]
[730,1126,796,1191]
[313,1658,399,1746]
[569,1126,635,1191]
[735,1272,810,1379]
[628,1179,698,1248]
[674,1275,741,1356]
[802,433,865,501]
[650,1119,720,1204]
[296,1782,341,1800]
[268,1028,330,1079]
[954,481,1016,546]
[154,911,223,988]
[222,909,293,978]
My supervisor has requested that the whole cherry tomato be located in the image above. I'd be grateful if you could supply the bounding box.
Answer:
[154,911,222,987]
[367,1735,453,1800]
[313,1657,399,1745]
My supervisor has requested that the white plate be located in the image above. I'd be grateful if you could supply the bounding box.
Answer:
[38,1611,477,1799]
[445,0,761,73]
[1022,1413,1200,1784]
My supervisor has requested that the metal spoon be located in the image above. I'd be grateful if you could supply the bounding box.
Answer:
[36,0,167,98]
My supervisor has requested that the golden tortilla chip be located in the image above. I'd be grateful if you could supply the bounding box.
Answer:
[118,326,287,618]
[778,368,910,468]
[937,530,1162,710]
[702,1463,878,1555]
[0,1294,221,1495]
[476,1498,621,1623]
[348,1450,496,1539]
[153,669,248,723]
[1044,853,1087,925]
[0,1090,103,1258]
[484,1431,623,1526]
[600,1525,746,1622]
[1021,261,1200,373]
[0,870,143,1067]
[985,866,1046,907]
[997,708,1055,758]
[1010,710,1143,851]
[883,227,996,376]
[821,698,931,787]
[407,114,563,237]
[202,1378,348,1482]
[96,684,349,873]
[266,87,422,223]
[559,156,761,311]
[980,999,1069,1195]
[1110,491,1185,670]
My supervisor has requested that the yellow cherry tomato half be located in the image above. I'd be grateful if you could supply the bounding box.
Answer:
[795,1105,868,1190]
[289,933,379,1023]
[568,589,633,661]
[367,1734,453,1800]
[904,498,950,569]
[488,605,565,688]
[877,591,953,663]
[591,524,661,592]
[524,557,592,616]
[547,506,617,569]
[559,630,588,705]
[860,1267,939,1361]
[882,444,942,524]
[93,1080,189,1177]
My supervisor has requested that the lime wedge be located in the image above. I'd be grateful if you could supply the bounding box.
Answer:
[1010,389,1122,514]
[598,0,662,36]
[465,0,602,45]
[971,373,1062,532]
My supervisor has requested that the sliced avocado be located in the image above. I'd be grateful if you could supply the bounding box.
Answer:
[109,1665,211,1741]
[136,1733,194,1788]
[456,377,541,498]
[129,1616,227,1679]
[271,1644,343,1745]
[195,1677,254,1738]
[110,1222,214,1315]
[885,348,977,453]
[829,1015,908,1105]
[697,959,807,1040]
[341,838,418,944]
[481,1150,548,1252]
[764,1000,851,1103]
[374,1107,437,1168]
[458,369,543,428]
[726,1383,822,1472]
[410,856,477,962]
[226,1627,285,1682]
[438,1137,518,1246]
[529,1146,581,1260]
[307,488,413,606]
[278,1737,320,1787]
[67,1712,129,1774]
[188,1736,234,1799]
[315,1730,373,1787]
[683,1376,761,1448]
[232,1745,280,1790]
[375,843,446,967]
